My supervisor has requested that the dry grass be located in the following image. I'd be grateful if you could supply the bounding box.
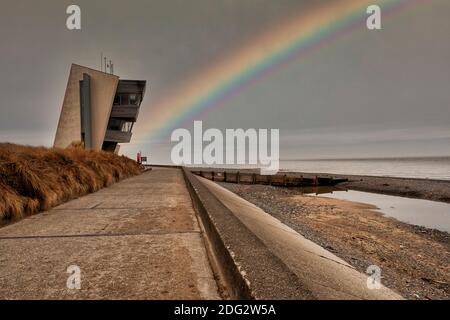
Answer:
[0,143,142,224]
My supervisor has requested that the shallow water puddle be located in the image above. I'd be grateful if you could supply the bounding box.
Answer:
[303,188,450,233]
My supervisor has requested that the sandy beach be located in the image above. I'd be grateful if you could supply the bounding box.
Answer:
[219,180,450,300]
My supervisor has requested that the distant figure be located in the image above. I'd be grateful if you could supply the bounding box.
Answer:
[137,151,141,164]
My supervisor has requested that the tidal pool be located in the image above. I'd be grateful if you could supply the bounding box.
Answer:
[304,188,450,233]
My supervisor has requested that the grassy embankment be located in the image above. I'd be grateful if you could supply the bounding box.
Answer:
[0,143,142,224]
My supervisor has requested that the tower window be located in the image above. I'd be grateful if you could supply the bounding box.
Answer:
[129,94,137,105]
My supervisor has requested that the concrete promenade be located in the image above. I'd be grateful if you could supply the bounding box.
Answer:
[0,167,220,299]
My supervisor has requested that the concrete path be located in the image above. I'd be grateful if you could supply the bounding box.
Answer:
[198,176,403,300]
[0,168,220,299]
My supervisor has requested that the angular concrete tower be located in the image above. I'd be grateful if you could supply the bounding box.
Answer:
[54,64,146,153]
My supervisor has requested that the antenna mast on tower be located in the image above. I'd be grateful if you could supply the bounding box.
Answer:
[100,53,114,74]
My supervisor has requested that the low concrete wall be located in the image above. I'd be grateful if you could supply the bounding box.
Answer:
[182,168,314,299]
[198,175,403,300]
[189,168,345,186]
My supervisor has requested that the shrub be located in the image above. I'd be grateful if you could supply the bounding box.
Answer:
[0,143,142,223]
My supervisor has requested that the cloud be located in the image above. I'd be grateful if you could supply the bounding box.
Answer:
[281,126,450,146]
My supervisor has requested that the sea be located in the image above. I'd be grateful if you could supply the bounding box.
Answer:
[280,156,450,180]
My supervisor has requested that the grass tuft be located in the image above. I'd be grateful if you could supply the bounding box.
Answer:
[0,143,142,224]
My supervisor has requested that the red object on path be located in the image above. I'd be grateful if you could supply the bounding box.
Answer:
[137,151,141,164]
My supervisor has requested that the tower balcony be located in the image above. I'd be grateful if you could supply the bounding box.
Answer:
[110,105,139,121]
[104,130,132,143]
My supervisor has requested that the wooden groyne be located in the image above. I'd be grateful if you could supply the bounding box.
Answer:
[190,170,347,187]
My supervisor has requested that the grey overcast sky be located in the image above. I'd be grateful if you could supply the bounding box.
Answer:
[1,0,449,163]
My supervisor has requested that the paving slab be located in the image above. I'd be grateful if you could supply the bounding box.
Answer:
[0,167,220,299]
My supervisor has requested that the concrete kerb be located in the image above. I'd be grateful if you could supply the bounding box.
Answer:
[181,167,315,300]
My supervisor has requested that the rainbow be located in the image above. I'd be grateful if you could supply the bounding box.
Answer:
[131,0,421,149]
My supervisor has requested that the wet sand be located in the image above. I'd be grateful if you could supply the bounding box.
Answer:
[281,171,450,204]
[219,182,450,300]
[334,174,450,204]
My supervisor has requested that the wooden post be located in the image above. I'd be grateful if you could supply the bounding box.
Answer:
[212,171,215,181]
